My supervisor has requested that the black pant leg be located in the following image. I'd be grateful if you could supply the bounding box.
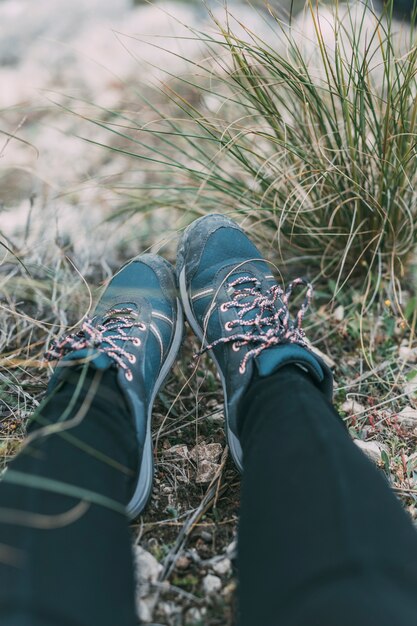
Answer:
[237,366,417,626]
[0,369,138,626]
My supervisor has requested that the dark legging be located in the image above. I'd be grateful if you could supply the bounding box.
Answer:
[0,369,138,626]
[238,366,417,625]
[1,365,417,625]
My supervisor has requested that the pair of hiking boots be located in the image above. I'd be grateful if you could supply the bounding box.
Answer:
[45,215,333,518]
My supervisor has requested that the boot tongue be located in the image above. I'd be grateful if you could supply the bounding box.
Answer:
[59,348,113,370]
[47,348,114,393]
[255,343,325,382]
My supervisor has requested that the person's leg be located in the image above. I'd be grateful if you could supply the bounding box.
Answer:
[237,366,417,626]
[0,368,138,626]
[176,214,417,623]
[0,253,182,626]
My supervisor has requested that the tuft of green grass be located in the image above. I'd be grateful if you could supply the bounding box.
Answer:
[70,0,417,319]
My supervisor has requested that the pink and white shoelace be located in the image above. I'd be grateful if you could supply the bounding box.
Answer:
[198,276,313,374]
[45,307,146,381]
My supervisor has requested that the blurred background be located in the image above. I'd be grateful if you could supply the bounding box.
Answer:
[0,0,291,267]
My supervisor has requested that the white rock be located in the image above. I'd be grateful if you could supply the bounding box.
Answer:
[134,545,162,589]
[185,607,207,625]
[195,459,220,484]
[397,406,417,428]
[354,440,385,463]
[134,546,162,623]
[207,410,224,424]
[333,304,345,321]
[190,443,223,483]
[159,600,181,619]
[212,558,231,576]
[190,443,223,463]
[226,540,237,560]
[164,444,189,459]
[138,596,156,624]
[341,399,366,415]
[399,345,417,363]
[202,574,222,595]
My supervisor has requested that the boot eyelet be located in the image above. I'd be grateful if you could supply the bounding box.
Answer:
[220,303,228,313]
[224,321,234,331]
[125,370,133,382]
[132,337,141,347]
[127,353,136,364]
[232,343,240,352]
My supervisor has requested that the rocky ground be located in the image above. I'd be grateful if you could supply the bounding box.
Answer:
[1,1,417,625]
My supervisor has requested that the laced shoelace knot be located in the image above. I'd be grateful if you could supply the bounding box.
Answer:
[198,276,313,374]
[45,307,146,381]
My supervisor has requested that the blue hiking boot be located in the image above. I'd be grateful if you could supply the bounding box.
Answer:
[177,214,333,471]
[45,254,183,518]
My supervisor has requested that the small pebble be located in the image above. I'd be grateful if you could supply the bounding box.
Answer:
[185,607,207,625]
[226,540,237,560]
[399,345,417,363]
[207,411,224,424]
[134,546,163,622]
[190,443,223,463]
[195,459,220,484]
[159,600,179,619]
[212,558,231,576]
[164,444,189,459]
[202,574,222,595]
[333,304,345,321]
[341,399,366,415]
[397,406,417,428]
[354,439,385,464]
